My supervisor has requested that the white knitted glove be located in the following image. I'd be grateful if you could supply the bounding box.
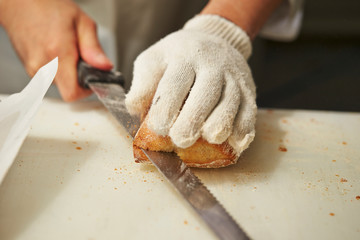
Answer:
[126,15,257,156]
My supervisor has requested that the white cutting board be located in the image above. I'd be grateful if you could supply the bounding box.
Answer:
[0,98,359,240]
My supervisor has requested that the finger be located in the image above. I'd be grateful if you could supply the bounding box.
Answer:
[55,54,92,102]
[201,71,242,144]
[50,24,92,102]
[25,53,50,77]
[228,78,257,155]
[77,13,113,70]
[147,62,195,136]
[169,69,223,148]
[125,46,165,116]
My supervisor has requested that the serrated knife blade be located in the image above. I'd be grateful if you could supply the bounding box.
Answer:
[142,150,249,240]
[77,60,250,240]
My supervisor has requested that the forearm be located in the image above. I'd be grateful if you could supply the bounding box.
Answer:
[201,0,283,40]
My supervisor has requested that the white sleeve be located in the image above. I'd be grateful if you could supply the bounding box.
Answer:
[259,0,304,41]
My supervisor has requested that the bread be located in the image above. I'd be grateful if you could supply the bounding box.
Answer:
[133,120,238,168]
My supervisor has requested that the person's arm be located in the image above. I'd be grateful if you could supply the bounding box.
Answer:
[0,0,112,101]
[201,0,283,40]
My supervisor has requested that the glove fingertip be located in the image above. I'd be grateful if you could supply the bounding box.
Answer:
[125,92,150,116]
[169,127,200,149]
[202,122,231,145]
[146,111,172,136]
[228,129,256,156]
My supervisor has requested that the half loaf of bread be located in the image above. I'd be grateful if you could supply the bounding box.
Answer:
[133,119,238,168]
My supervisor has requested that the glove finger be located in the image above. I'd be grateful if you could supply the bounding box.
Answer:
[228,78,257,155]
[201,71,241,144]
[147,62,195,136]
[169,70,223,148]
[125,46,165,117]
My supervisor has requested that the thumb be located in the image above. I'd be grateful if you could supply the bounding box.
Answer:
[77,13,113,70]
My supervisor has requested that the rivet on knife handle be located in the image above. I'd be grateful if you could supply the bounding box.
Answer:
[77,60,125,89]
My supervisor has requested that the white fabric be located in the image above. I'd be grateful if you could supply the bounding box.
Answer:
[184,15,252,60]
[260,0,304,41]
[126,15,257,156]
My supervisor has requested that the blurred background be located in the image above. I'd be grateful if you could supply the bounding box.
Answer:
[0,0,359,111]
[250,0,360,111]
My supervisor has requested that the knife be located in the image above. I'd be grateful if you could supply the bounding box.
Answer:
[77,60,250,240]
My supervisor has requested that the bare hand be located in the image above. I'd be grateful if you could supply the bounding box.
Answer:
[0,0,113,101]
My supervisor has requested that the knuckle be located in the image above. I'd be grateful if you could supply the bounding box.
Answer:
[26,60,41,76]
[88,20,97,31]
[46,42,61,57]
[46,40,78,59]
[82,14,97,31]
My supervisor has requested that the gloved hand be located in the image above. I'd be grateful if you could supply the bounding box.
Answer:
[126,15,257,156]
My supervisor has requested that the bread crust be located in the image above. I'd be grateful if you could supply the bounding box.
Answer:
[133,120,238,168]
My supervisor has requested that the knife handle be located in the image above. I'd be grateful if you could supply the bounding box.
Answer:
[77,60,125,89]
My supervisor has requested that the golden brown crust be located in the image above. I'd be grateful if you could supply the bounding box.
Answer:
[133,120,238,168]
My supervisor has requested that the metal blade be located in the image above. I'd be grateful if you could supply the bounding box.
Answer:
[88,82,140,138]
[142,149,250,240]
[88,82,250,240]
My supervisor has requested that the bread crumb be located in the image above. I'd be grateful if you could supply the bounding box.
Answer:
[278,146,287,152]
[340,178,348,183]
[329,213,335,216]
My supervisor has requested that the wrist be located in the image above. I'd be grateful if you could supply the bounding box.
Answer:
[200,0,283,40]
[184,15,252,60]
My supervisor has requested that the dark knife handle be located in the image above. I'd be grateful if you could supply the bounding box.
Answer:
[77,60,125,89]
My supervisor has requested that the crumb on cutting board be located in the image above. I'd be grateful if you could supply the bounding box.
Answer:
[278,146,287,152]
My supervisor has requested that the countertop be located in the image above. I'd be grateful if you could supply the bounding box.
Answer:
[0,98,359,240]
